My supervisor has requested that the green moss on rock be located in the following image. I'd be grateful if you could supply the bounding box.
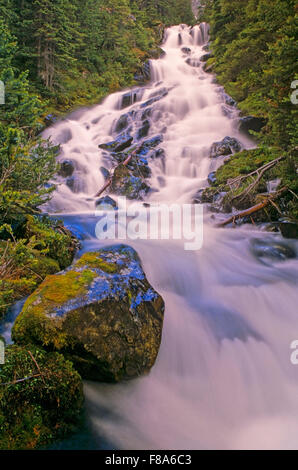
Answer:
[76,252,118,273]
[12,246,165,382]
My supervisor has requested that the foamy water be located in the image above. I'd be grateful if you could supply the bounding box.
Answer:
[39,24,298,450]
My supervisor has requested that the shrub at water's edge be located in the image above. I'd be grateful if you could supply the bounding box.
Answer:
[197,147,298,234]
[0,344,84,450]
[199,0,297,228]
[0,216,77,320]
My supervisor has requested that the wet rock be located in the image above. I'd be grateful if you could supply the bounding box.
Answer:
[121,89,144,109]
[56,128,72,145]
[200,52,213,62]
[181,47,191,55]
[45,114,58,125]
[129,155,151,179]
[140,89,168,109]
[208,171,217,185]
[193,189,205,204]
[100,166,110,181]
[138,135,164,156]
[157,176,166,187]
[278,218,298,239]
[12,246,165,382]
[202,43,211,52]
[186,58,201,68]
[210,136,242,158]
[59,160,75,178]
[148,148,166,172]
[221,92,237,107]
[250,238,296,262]
[142,61,151,80]
[135,61,152,83]
[66,175,83,193]
[110,149,151,179]
[110,164,150,200]
[148,87,168,100]
[91,116,102,125]
[150,148,165,159]
[137,120,150,139]
[221,105,236,118]
[114,113,131,133]
[193,187,214,204]
[141,108,152,120]
[238,116,267,135]
[95,195,117,211]
[203,62,213,73]
[259,223,280,233]
[99,132,133,153]
[149,47,166,59]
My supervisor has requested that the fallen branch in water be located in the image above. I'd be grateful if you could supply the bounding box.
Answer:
[216,187,288,227]
[94,145,142,198]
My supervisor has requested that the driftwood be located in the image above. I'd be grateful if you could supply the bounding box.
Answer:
[94,145,142,198]
[227,156,285,190]
[216,187,287,227]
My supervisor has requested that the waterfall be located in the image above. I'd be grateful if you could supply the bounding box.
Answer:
[36,25,298,449]
[191,0,201,19]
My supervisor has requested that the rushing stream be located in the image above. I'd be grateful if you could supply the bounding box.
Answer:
[8,24,298,449]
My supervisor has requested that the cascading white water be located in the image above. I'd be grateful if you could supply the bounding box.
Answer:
[40,25,298,450]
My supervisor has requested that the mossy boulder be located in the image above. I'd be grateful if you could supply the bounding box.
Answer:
[13,245,165,382]
[0,344,83,450]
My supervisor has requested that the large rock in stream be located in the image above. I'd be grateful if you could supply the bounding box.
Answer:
[12,245,165,382]
[238,116,267,135]
[210,136,242,158]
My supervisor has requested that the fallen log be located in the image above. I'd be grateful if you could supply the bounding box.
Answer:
[94,145,142,198]
[216,187,288,227]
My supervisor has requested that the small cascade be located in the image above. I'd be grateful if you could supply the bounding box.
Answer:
[31,24,298,450]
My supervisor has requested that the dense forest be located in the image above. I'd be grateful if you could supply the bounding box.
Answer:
[1,0,194,109]
[201,0,297,149]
